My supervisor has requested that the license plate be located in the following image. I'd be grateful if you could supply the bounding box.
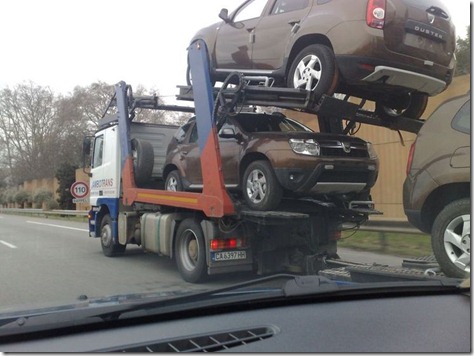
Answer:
[211,250,247,261]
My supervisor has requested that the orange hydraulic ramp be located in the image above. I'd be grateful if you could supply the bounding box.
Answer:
[117,41,235,218]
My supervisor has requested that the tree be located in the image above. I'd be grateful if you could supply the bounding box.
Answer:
[0,80,187,187]
[0,82,58,183]
[455,26,470,76]
[55,162,77,210]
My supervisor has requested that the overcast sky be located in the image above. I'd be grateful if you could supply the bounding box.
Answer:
[0,0,470,104]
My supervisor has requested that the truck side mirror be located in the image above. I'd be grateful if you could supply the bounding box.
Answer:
[83,136,92,156]
[219,8,231,23]
[82,136,93,177]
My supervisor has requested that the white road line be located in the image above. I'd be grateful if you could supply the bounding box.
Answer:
[0,240,17,249]
[27,221,89,232]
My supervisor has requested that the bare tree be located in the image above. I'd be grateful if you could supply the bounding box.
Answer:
[0,82,58,182]
[0,80,189,186]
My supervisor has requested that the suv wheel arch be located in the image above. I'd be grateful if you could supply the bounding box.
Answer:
[421,183,470,233]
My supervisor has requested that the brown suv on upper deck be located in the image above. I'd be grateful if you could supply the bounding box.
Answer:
[163,111,378,211]
[403,93,470,278]
[190,0,456,120]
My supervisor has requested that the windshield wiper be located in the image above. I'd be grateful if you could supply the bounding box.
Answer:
[0,274,468,339]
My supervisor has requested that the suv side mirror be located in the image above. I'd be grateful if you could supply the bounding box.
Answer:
[219,128,239,139]
[219,8,231,23]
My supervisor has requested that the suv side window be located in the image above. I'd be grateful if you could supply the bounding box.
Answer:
[174,122,192,143]
[92,135,104,168]
[189,123,199,144]
[451,100,470,134]
[272,0,309,14]
[233,0,267,22]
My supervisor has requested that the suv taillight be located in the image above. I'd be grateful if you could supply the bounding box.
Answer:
[406,141,416,176]
[367,0,386,29]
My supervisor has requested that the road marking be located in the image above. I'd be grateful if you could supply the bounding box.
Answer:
[0,240,17,249]
[27,221,89,232]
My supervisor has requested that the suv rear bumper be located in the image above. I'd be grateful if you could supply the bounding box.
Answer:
[335,55,452,96]
[362,66,447,96]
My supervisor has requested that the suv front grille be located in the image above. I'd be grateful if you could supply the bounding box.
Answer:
[319,141,368,158]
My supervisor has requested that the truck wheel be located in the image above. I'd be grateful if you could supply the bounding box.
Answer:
[431,199,470,278]
[242,160,283,211]
[165,170,183,191]
[100,214,126,257]
[287,44,338,98]
[131,138,154,186]
[175,218,207,283]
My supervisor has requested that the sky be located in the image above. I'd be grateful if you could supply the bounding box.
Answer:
[0,0,471,104]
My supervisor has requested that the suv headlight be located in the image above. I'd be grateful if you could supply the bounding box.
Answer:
[289,139,320,156]
[367,142,378,159]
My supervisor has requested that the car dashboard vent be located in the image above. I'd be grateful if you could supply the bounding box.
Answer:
[108,326,277,352]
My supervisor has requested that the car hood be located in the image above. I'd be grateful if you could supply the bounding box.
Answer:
[249,131,367,144]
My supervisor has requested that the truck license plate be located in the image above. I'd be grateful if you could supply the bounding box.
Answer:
[212,250,247,261]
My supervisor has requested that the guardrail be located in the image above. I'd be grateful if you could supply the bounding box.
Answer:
[0,208,88,217]
[0,208,426,235]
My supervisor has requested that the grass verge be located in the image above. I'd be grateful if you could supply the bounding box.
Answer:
[339,230,433,258]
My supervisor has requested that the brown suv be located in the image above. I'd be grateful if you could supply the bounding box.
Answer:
[190,0,456,120]
[163,111,379,210]
[403,93,470,278]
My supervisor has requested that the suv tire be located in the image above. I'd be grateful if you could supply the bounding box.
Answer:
[287,44,338,98]
[431,198,470,278]
[242,160,283,211]
[375,92,428,120]
[165,170,183,191]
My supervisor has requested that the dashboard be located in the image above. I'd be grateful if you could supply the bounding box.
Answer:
[1,292,470,352]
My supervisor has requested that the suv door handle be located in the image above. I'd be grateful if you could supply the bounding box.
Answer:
[288,20,301,34]
[246,28,256,44]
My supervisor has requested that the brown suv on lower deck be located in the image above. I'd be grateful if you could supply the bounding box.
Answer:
[163,112,378,211]
[403,93,470,278]
[190,0,456,120]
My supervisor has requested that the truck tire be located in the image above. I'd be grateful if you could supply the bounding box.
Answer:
[431,199,470,278]
[131,138,154,186]
[100,214,126,257]
[242,160,283,211]
[175,218,207,283]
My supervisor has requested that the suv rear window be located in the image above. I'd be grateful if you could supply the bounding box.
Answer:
[451,100,470,134]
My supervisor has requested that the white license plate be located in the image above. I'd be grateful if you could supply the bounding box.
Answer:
[212,250,247,261]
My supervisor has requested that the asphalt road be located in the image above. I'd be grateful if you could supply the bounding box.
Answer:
[0,214,404,312]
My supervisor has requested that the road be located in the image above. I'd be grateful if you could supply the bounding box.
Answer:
[0,214,404,312]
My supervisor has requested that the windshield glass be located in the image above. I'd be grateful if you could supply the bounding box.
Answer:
[0,0,470,349]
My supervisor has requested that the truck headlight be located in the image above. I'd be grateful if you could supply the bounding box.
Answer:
[367,142,378,159]
[289,139,320,156]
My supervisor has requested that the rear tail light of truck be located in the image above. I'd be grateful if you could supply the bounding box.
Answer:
[210,237,246,251]
[367,0,386,29]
